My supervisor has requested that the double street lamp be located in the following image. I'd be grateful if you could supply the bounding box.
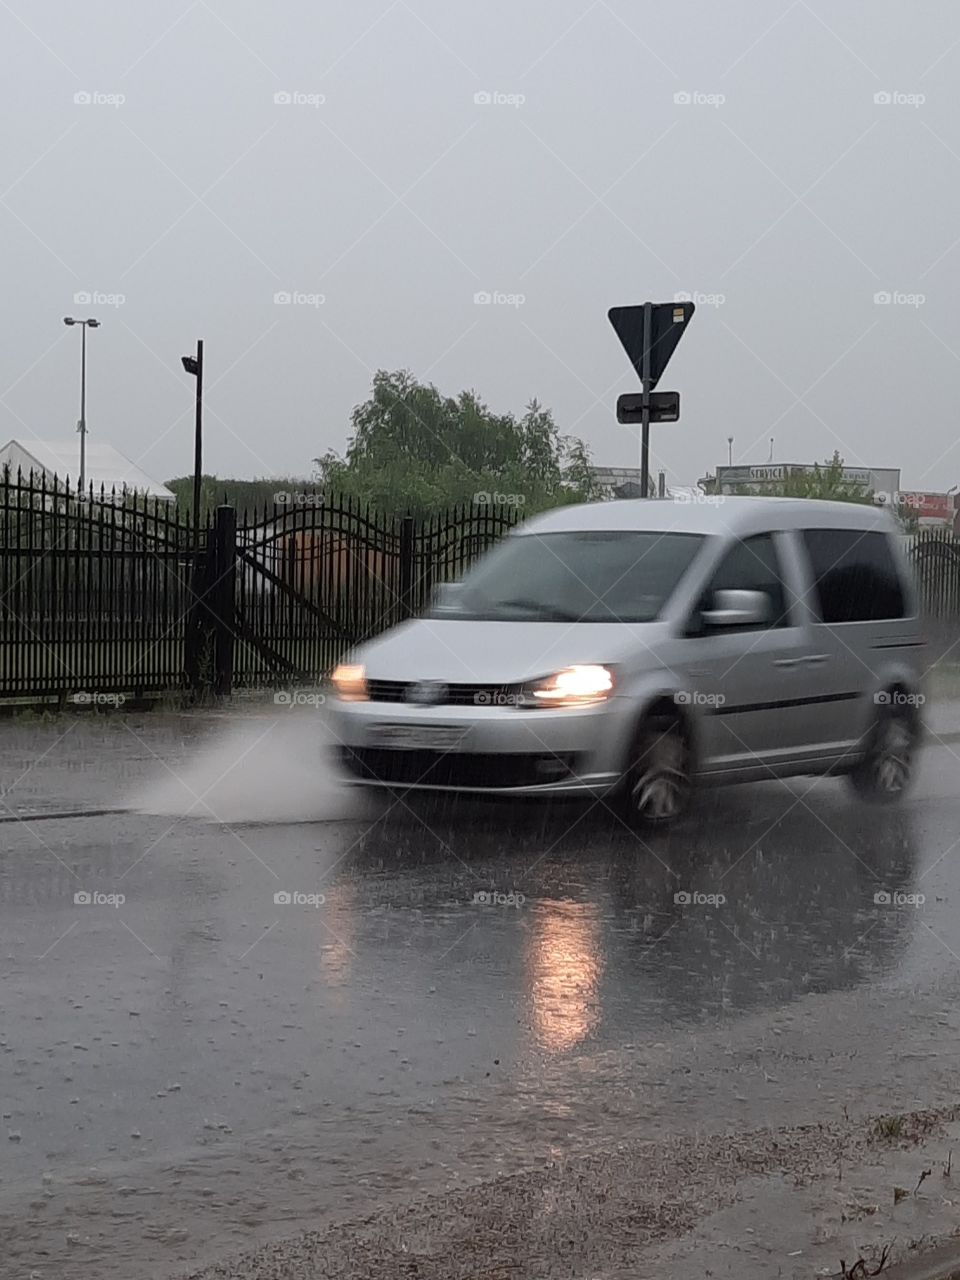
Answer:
[63,316,100,493]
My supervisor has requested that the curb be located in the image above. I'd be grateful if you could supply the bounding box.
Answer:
[0,806,126,824]
[884,1239,960,1280]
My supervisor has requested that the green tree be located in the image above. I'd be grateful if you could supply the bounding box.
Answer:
[314,369,601,516]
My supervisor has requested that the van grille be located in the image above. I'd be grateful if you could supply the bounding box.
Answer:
[366,679,525,707]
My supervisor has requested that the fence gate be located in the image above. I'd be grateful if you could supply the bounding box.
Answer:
[224,497,521,691]
[226,498,406,690]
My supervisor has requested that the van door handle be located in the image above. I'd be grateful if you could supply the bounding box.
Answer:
[773,658,801,667]
[803,654,829,665]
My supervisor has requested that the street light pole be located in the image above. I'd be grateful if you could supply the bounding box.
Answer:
[63,316,100,494]
[181,340,204,546]
[80,321,86,489]
[180,340,205,700]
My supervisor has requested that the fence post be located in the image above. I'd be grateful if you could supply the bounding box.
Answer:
[212,505,237,696]
[184,534,206,698]
[399,515,415,619]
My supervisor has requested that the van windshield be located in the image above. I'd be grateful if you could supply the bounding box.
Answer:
[440,530,706,623]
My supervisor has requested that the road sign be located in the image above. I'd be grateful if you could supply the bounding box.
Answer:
[616,391,679,424]
[608,300,695,498]
[608,301,695,390]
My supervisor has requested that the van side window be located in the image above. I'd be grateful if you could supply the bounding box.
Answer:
[801,529,905,622]
[700,533,789,628]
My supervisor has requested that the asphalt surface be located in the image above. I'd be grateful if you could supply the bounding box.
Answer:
[2,705,960,1278]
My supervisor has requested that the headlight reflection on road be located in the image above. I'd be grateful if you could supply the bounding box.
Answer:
[315,884,358,995]
[526,901,604,1052]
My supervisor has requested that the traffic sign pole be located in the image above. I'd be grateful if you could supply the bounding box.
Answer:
[640,300,652,498]
[608,300,694,501]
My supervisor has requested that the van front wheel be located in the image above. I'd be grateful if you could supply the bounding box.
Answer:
[619,714,690,827]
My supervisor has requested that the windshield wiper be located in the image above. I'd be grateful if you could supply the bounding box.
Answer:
[496,598,580,622]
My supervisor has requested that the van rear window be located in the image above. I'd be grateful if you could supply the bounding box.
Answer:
[801,529,906,622]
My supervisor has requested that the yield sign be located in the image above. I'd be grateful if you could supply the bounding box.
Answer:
[608,301,695,389]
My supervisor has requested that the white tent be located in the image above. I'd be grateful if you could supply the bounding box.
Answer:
[0,438,175,503]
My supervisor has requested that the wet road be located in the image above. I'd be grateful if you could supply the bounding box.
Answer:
[2,707,960,1278]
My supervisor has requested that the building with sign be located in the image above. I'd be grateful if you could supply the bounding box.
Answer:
[590,465,655,499]
[711,463,901,501]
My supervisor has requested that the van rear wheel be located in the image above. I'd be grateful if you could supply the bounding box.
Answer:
[846,701,919,802]
[619,714,690,827]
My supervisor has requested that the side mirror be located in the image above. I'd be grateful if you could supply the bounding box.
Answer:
[431,581,463,613]
[702,588,771,628]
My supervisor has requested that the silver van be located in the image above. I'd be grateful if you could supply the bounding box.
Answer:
[327,497,924,825]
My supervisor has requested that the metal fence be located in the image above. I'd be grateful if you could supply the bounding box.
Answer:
[909,528,960,619]
[0,472,195,699]
[0,474,520,701]
[2,474,960,704]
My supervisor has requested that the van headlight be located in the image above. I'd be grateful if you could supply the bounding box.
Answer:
[331,663,368,702]
[524,665,615,708]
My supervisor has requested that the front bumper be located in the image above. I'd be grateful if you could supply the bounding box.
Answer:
[327,696,633,794]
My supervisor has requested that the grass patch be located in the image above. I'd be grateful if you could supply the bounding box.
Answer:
[874,1115,905,1141]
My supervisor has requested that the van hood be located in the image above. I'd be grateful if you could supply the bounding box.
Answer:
[353,617,668,684]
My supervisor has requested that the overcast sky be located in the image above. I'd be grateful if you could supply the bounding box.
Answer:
[2,0,958,490]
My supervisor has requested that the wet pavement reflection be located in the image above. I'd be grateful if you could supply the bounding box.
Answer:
[0,712,957,1276]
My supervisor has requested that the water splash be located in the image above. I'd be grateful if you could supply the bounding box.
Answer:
[130,710,369,825]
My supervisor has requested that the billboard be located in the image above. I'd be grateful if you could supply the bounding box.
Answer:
[897,491,955,522]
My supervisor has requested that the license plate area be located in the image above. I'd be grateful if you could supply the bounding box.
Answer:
[367,722,467,751]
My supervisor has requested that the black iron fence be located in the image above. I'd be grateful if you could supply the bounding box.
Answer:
[0,473,195,700]
[909,528,960,618]
[2,474,960,704]
[0,474,520,701]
